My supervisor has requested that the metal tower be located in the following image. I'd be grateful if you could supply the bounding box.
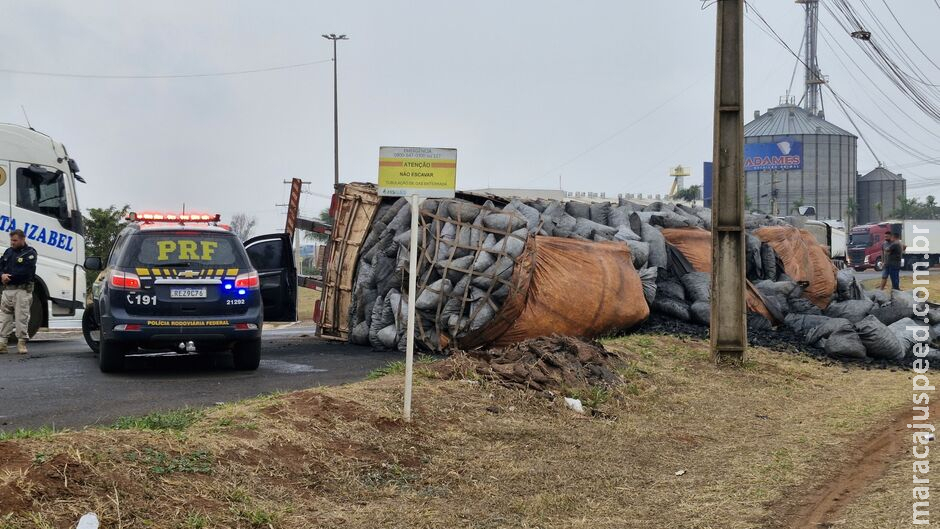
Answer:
[797,0,825,116]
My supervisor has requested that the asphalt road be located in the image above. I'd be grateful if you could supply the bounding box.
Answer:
[0,325,399,433]
[854,269,913,283]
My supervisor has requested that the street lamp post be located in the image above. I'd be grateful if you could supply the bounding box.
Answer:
[322,33,348,187]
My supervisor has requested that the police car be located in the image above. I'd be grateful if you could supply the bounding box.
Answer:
[82,212,296,372]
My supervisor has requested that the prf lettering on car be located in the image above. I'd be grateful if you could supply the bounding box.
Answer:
[156,240,219,261]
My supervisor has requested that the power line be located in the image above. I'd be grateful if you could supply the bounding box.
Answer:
[745,1,940,169]
[0,58,332,80]
[879,0,940,73]
[524,78,704,184]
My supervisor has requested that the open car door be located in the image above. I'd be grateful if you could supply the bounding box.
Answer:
[244,233,297,322]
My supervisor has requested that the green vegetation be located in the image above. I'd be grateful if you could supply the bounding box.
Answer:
[112,408,203,431]
[125,447,213,475]
[367,355,438,380]
[0,426,58,441]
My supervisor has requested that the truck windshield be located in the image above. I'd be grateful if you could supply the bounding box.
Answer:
[849,233,871,246]
[119,232,249,269]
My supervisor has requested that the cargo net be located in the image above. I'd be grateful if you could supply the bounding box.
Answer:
[348,198,538,353]
[345,192,940,366]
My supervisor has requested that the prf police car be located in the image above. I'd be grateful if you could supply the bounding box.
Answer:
[83,212,296,372]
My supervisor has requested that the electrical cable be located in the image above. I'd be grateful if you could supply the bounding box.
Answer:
[747,1,939,168]
[524,78,703,184]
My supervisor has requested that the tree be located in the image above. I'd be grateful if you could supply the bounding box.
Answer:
[673,185,702,205]
[229,213,257,241]
[874,201,883,221]
[925,196,937,219]
[304,208,334,243]
[83,205,130,288]
[845,197,857,228]
[891,197,919,220]
[790,197,804,214]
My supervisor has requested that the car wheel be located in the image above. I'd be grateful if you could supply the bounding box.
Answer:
[82,309,101,354]
[874,257,884,272]
[99,339,127,373]
[232,339,261,371]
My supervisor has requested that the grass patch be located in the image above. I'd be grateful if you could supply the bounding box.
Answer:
[111,408,203,431]
[297,287,321,322]
[0,426,57,440]
[125,447,213,475]
[178,512,209,529]
[861,275,940,299]
[366,354,437,380]
[0,333,913,528]
[237,508,278,528]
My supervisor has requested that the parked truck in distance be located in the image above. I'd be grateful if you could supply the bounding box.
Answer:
[847,219,940,271]
[803,219,846,266]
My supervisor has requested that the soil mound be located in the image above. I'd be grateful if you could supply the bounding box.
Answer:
[437,335,622,392]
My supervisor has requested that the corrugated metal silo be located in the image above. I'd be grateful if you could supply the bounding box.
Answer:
[743,100,857,221]
[856,166,906,224]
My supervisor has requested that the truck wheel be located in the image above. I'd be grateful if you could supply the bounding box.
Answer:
[232,339,261,371]
[99,339,127,373]
[874,257,884,272]
[82,309,101,354]
[27,293,43,338]
[854,266,867,272]
[6,293,45,341]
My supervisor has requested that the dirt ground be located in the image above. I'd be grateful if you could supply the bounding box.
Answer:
[0,333,917,528]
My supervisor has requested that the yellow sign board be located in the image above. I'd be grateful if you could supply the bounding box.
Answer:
[378,146,456,198]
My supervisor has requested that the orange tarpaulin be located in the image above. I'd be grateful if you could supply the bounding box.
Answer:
[661,227,778,322]
[492,237,650,346]
[754,225,838,309]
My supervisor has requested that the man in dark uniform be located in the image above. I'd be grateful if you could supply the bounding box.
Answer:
[0,229,37,353]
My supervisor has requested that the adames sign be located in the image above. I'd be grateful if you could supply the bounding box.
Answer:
[744,140,803,172]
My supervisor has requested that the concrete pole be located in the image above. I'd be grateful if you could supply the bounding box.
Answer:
[710,0,747,364]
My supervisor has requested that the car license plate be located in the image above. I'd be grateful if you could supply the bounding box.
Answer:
[170,287,207,299]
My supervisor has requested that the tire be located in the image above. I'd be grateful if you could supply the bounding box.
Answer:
[5,291,44,340]
[99,339,127,373]
[82,309,101,354]
[854,266,867,272]
[874,257,884,272]
[27,292,43,338]
[232,339,261,371]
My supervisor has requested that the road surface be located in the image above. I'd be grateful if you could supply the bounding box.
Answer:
[0,325,398,433]
[854,269,913,283]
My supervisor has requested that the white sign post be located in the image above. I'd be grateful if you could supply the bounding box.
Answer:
[378,147,456,422]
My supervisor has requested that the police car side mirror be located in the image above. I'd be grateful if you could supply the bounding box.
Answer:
[84,256,103,271]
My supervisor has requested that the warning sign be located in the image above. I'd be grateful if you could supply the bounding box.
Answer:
[378,147,456,198]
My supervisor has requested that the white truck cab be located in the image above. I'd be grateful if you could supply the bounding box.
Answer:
[0,123,86,335]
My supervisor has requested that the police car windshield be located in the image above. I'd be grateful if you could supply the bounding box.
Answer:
[119,232,249,269]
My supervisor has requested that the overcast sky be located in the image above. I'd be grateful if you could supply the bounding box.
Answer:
[1,0,936,234]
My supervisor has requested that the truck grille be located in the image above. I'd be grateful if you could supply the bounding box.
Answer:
[848,249,866,265]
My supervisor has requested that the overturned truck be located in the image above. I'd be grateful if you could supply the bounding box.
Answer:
[318,183,939,363]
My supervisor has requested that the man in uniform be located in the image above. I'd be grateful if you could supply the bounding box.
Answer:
[0,229,37,353]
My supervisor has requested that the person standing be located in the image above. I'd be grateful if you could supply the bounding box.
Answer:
[0,229,37,353]
[879,230,904,291]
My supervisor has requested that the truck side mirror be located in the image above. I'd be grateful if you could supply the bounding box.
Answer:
[84,257,103,271]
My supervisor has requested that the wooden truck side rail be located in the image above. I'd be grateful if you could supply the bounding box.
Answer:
[317,182,381,340]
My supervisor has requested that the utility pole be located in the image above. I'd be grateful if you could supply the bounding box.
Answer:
[710,0,746,364]
[322,34,348,187]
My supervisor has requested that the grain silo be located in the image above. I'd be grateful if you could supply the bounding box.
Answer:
[856,165,906,224]
[743,99,857,221]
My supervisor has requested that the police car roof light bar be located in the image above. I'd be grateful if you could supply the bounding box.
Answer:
[127,212,222,224]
